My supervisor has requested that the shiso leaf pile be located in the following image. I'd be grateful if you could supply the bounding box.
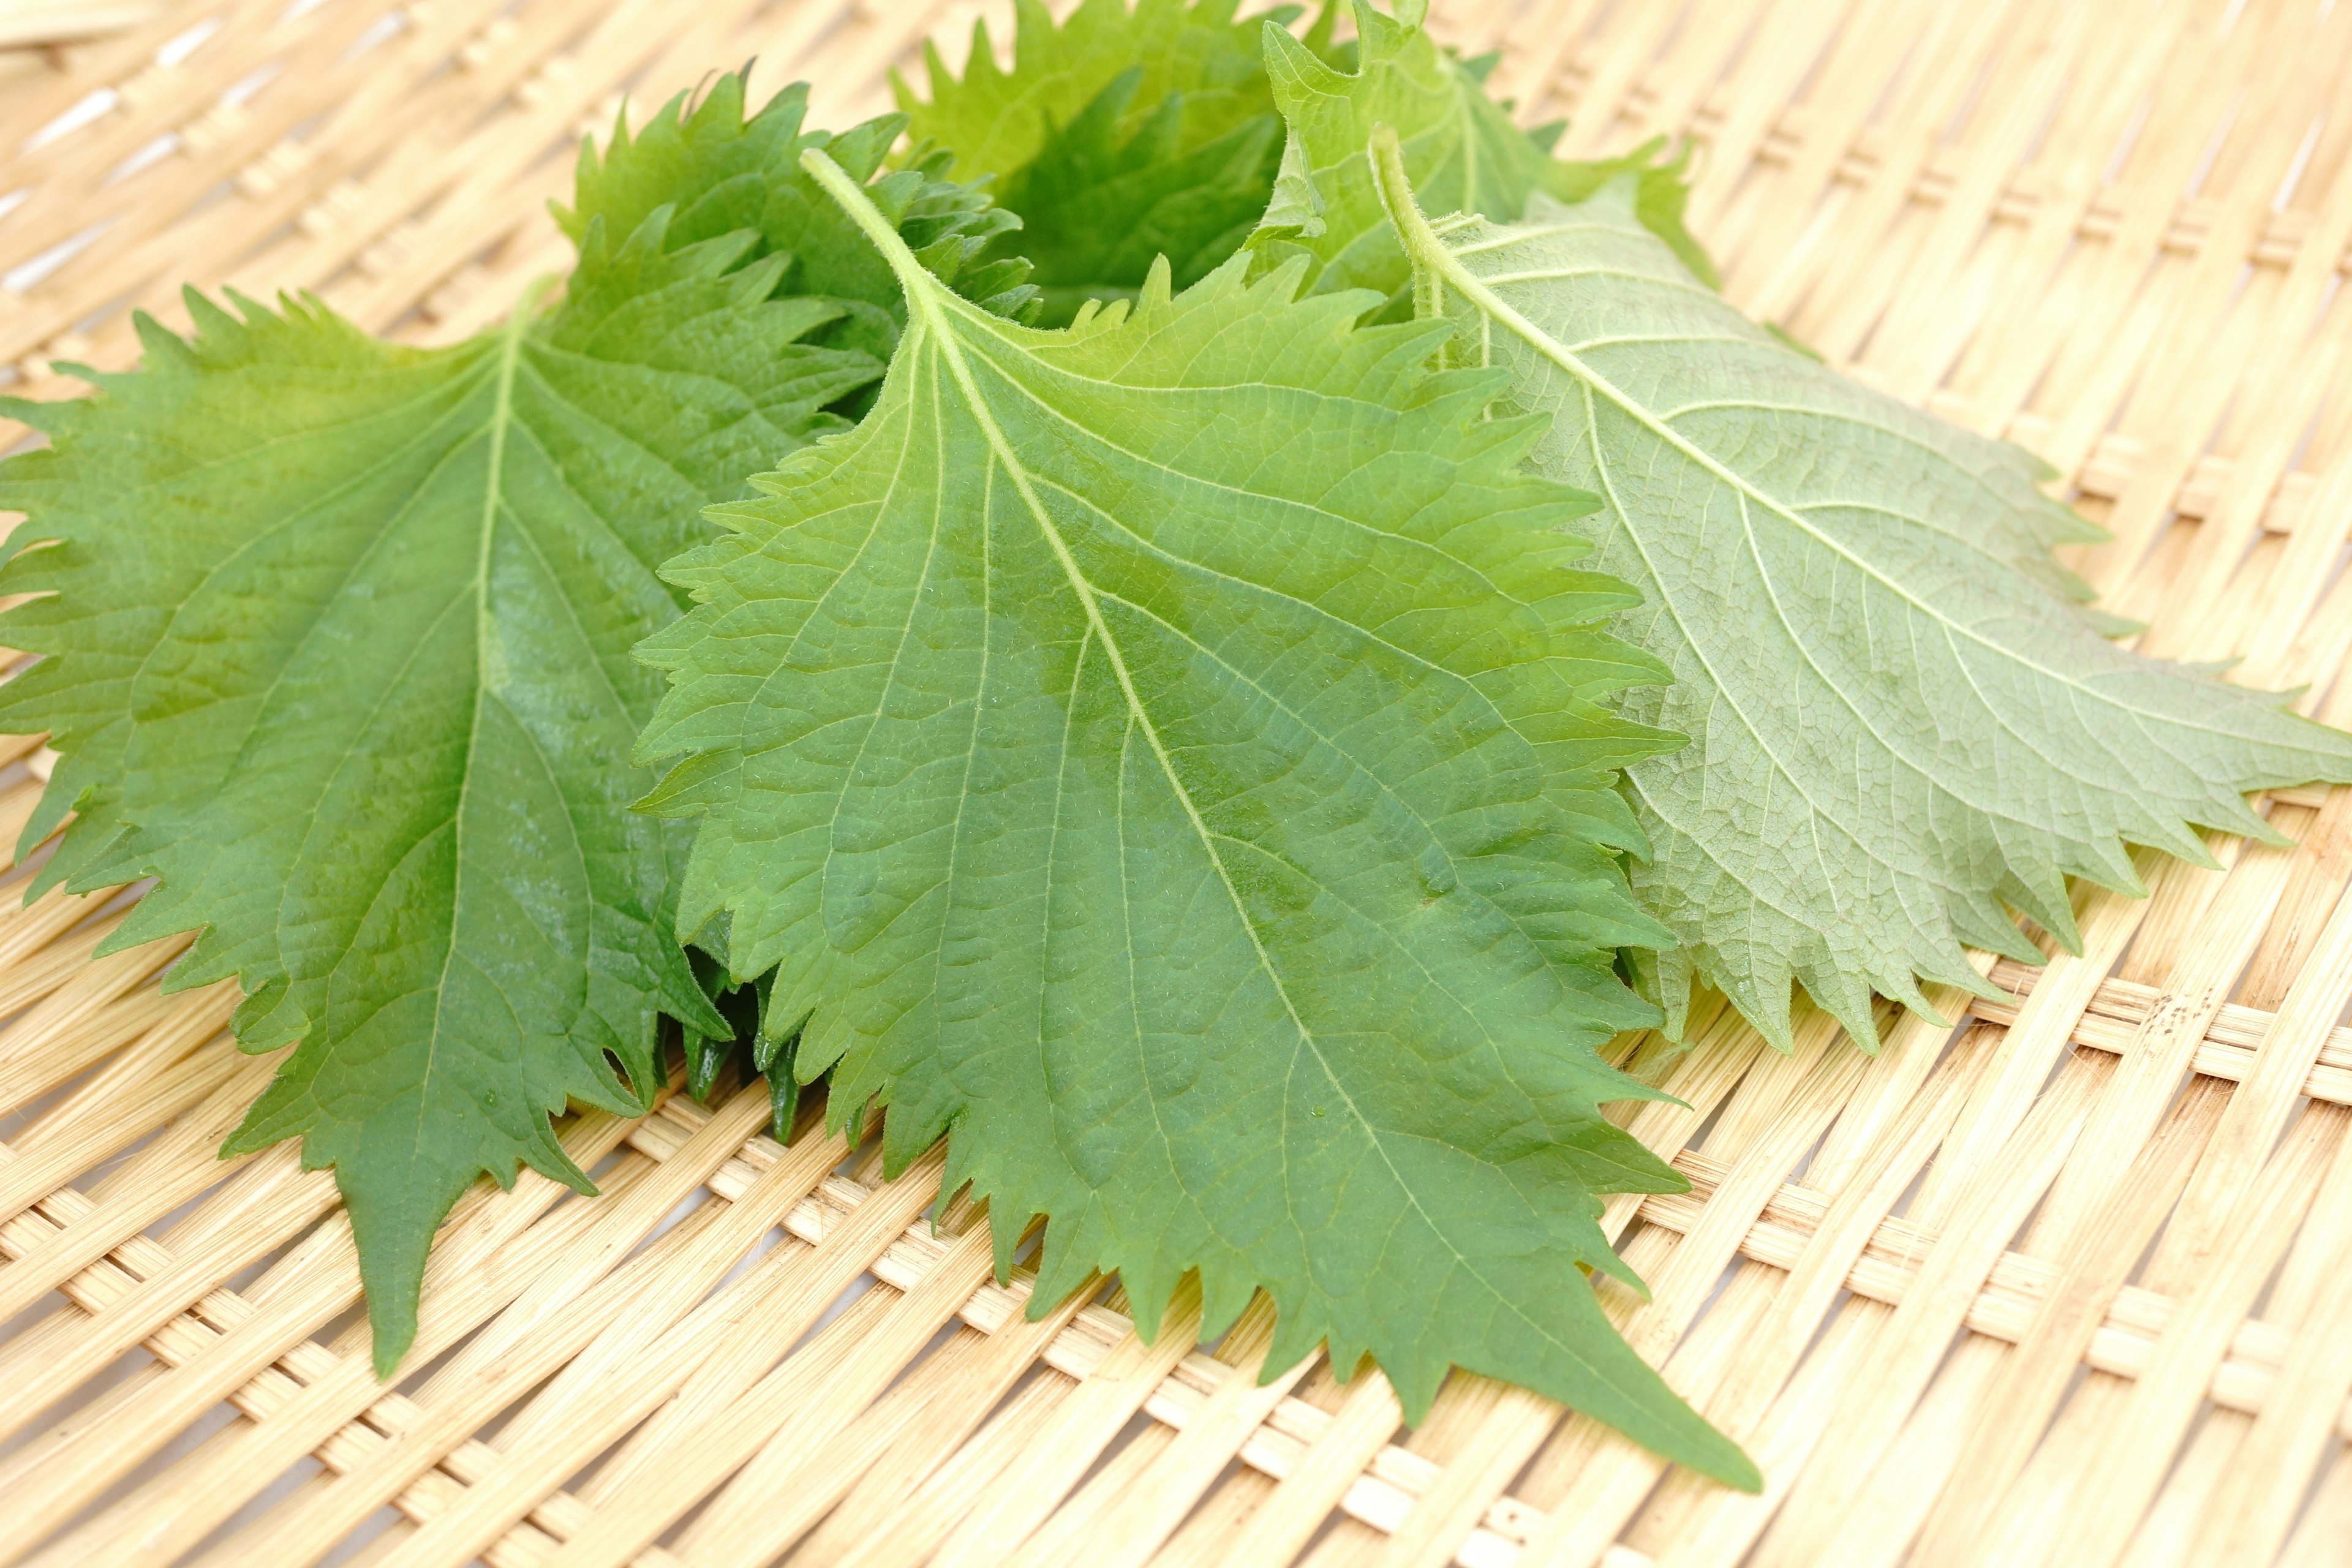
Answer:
[0,83,1032,1375]
[636,143,1737,1476]
[5,0,2346,1484]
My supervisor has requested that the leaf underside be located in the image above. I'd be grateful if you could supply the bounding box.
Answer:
[1381,163,2352,1051]
[0,77,1029,1373]
[636,148,1758,1487]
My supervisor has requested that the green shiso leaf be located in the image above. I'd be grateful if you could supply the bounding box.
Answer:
[562,72,1040,358]
[896,0,1328,325]
[633,142,1757,1488]
[0,75,1028,1375]
[985,63,1289,324]
[899,0,1294,189]
[1253,0,1717,312]
[1371,128,2352,1052]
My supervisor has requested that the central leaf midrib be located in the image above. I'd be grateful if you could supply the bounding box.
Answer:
[1569,330,2169,831]
[952,332,1564,701]
[908,296,1618,1378]
[1088,576,1550,1069]
[420,293,536,1173]
[903,295,1308,1017]
[859,190,1521,1325]
[1366,142,2109,1016]
[133,340,525,1007]
[1416,227,2267,901]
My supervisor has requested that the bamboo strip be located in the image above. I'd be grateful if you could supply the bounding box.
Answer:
[386,1147,949,1568]
[108,1090,780,1568]
[658,1214,1010,1566]
[4,1105,647,1566]
[1897,1081,2231,1559]
[0,984,233,1218]
[2185,1113,2352,1564]
[1028,1302,1310,1568]
[2045,1106,2347,1567]
[782,1295,1098,1564]
[0,1042,276,1327]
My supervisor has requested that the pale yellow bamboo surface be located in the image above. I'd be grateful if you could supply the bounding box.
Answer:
[0,0,2349,1563]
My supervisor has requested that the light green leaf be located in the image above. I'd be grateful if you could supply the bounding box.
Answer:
[1254,0,1717,310]
[636,144,1758,1487]
[0,77,1026,1373]
[1371,133,2352,1050]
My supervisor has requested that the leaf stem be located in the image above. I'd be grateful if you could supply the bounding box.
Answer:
[1368,123,1447,285]
[799,146,935,311]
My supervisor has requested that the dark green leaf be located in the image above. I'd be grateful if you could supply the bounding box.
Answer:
[0,75,1024,1373]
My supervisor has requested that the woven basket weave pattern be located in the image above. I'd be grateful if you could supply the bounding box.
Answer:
[0,1,2348,1564]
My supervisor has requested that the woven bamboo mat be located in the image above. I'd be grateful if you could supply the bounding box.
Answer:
[0,0,2349,1563]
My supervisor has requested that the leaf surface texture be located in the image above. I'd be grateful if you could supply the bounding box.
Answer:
[1376,151,2352,1048]
[636,146,1757,1486]
[0,78,1027,1370]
